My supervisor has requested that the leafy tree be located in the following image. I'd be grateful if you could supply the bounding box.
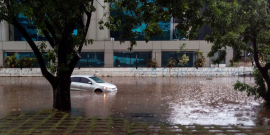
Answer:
[166,57,176,68]
[194,51,206,68]
[18,56,28,69]
[106,0,206,50]
[0,0,205,111]
[177,43,189,66]
[147,58,158,68]
[26,57,37,70]
[204,0,270,103]
[4,53,18,68]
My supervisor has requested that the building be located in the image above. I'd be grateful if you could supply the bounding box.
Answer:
[0,1,233,68]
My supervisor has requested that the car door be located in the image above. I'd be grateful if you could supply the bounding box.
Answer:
[71,77,81,90]
[80,77,94,91]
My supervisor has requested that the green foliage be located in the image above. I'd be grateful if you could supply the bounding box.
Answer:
[26,57,37,68]
[177,43,189,66]
[166,57,176,68]
[105,0,206,50]
[204,0,270,101]
[179,54,189,66]
[229,60,239,67]
[234,68,267,100]
[204,0,270,63]
[147,58,158,68]
[4,53,18,68]
[18,57,28,68]
[211,50,226,66]
[194,51,206,67]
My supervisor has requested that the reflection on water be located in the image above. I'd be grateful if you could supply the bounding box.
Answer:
[0,76,270,126]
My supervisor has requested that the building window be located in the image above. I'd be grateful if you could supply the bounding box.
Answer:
[4,52,42,67]
[13,14,77,41]
[110,3,170,41]
[14,14,47,41]
[162,51,198,67]
[76,52,104,67]
[114,52,152,67]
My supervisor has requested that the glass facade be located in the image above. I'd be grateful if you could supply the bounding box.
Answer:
[162,52,198,67]
[110,2,171,41]
[4,52,104,68]
[4,52,41,67]
[114,52,152,67]
[76,52,104,67]
[13,14,77,41]
[14,14,47,41]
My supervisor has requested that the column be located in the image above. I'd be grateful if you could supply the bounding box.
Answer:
[104,41,114,67]
[152,50,162,67]
[0,50,3,67]
[0,21,9,41]
[85,1,97,40]
[104,50,114,67]
[0,21,8,67]
[226,47,234,66]
[96,0,110,41]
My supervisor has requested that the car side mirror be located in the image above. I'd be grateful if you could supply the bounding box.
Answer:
[88,82,92,85]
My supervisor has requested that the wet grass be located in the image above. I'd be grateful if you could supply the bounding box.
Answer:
[0,110,270,135]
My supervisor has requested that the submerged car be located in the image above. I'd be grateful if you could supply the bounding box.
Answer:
[70,75,117,92]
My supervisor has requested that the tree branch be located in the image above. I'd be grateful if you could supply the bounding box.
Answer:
[42,30,55,48]
[253,37,263,70]
[44,21,57,41]
[264,62,270,70]
[68,0,94,75]
[11,17,56,88]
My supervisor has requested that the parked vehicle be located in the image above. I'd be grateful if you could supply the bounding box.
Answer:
[70,75,117,92]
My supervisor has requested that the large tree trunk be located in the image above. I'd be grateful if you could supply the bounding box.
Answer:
[265,83,270,105]
[53,76,71,111]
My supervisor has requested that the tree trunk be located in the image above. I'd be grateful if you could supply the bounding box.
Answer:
[265,83,270,105]
[53,76,71,111]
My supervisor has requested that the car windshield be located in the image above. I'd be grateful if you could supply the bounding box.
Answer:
[89,77,104,83]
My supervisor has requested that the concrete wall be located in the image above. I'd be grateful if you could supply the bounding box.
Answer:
[0,67,253,77]
[0,40,234,67]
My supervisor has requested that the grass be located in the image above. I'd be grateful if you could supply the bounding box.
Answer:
[0,110,270,135]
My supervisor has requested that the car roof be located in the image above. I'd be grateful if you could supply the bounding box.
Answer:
[71,75,95,78]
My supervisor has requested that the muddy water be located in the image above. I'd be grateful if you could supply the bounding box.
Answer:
[0,76,270,126]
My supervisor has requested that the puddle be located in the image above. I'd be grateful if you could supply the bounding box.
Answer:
[0,76,270,126]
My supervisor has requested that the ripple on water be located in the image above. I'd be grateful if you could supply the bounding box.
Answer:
[0,76,269,126]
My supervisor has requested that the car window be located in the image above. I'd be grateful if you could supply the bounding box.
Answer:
[81,77,90,84]
[89,77,104,83]
[71,77,80,82]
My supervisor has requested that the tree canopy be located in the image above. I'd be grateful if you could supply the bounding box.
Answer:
[204,0,270,103]
[0,0,206,111]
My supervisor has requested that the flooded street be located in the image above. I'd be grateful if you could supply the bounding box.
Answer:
[0,76,270,126]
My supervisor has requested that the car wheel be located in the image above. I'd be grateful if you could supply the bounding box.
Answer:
[94,89,103,94]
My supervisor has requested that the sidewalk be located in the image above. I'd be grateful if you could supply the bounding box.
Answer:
[0,110,269,135]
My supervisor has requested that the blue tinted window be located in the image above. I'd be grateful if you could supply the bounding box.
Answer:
[14,14,47,41]
[14,14,77,41]
[110,2,170,41]
[162,52,198,67]
[4,52,47,68]
[76,52,104,67]
[114,52,152,67]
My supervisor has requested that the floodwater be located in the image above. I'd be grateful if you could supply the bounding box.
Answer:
[0,76,270,126]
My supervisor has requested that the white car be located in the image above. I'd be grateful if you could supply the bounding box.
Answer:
[70,75,117,92]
